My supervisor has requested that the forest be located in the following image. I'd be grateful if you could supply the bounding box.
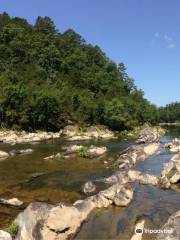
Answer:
[0,12,179,131]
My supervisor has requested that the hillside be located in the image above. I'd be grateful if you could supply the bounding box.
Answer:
[0,12,158,131]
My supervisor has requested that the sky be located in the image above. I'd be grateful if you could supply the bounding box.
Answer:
[0,0,180,106]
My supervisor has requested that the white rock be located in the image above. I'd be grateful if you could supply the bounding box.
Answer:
[0,198,23,207]
[0,230,12,240]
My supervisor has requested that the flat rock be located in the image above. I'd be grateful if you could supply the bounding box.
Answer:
[0,198,23,207]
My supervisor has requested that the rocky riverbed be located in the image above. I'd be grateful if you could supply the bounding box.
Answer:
[0,124,180,240]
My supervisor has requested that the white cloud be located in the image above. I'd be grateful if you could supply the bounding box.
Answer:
[153,32,176,49]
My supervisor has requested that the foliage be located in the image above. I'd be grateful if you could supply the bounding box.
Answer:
[0,12,159,131]
[4,222,19,235]
[159,102,180,123]
[78,146,89,158]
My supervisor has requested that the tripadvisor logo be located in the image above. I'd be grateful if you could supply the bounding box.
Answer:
[135,227,143,235]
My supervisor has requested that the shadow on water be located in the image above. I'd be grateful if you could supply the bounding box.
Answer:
[75,183,180,240]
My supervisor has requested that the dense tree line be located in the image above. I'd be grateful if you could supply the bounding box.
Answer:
[159,102,180,123]
[0,12,159,131]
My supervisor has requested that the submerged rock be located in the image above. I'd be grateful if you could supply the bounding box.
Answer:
[156,210,180,240]
[0,198,23,207]
[82,181,96,195]
[44,153,62,160]
[9,149,33,156]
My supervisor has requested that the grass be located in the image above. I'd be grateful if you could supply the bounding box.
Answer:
[4,222,19,235]
[75,129,85,136]
[78,146,89,158]
[165,169,176,179]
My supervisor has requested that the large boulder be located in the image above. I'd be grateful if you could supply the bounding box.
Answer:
[160,153,180,188]
[61,125,115,140]
[15,202,53,240]
[165,138,180,153]
[156,210,180,240]
[136,124,164,144]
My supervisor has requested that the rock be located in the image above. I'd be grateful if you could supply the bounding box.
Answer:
[15,201,94,240]
[143,143,160,155]
[41,205,84,240]
[158,176,171,189]
[15,183,133,240]
[113,187,133,206]
[156,210,180,240]
[9,149,33,156]
[159,153,180,187]
[66,136,92,141]
[61,125,115,141]
[64,145,107,158]
[64,145,83,154]
[92,184,133,208]
[128,170,141,181]
[0,198,23,207]
[128,170,158,186]
[136,124,164,144]
[31,172,45,178]
[0,130,61,144]
[82,181,96,195]
[87,146,107,158]
[0,150,9,159]
[15,202,53,240]
[131,219,145,240]
[165,138,180,153]
[0,230,12,240]
[61,125,79,137]
[44,153,62,160]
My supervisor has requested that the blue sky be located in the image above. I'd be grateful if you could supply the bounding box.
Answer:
[0,0,180,106]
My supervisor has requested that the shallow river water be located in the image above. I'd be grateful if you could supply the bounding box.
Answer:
[0,127,180,240]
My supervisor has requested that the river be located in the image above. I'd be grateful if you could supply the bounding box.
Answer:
[0,127,179,239]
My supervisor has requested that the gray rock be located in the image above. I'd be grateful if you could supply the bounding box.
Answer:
[156,210,180,240]
[82,181,96,195]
